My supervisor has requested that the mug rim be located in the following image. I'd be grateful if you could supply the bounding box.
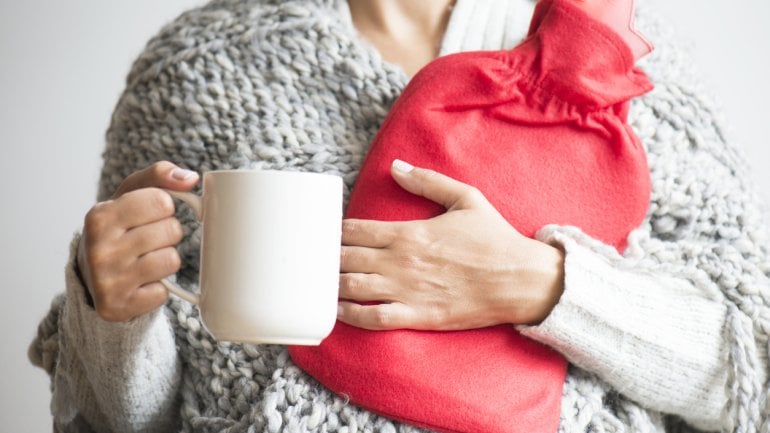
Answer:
[202,168,341,181]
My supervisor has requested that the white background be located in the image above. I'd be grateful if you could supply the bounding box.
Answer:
[1,1,768,431]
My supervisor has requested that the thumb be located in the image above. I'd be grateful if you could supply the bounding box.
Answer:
[390,159,484,210]
[113,161,199,198]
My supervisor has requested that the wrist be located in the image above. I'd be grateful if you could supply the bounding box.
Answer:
[535,241,565,323]
[517,238,565,325]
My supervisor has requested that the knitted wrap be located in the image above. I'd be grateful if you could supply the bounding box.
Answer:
[29,0,770,432]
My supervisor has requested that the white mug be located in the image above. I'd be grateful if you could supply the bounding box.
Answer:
[161,169,343,345]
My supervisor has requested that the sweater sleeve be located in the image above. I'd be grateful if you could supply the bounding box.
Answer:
[519,227,736,432]
[28,235,182,433]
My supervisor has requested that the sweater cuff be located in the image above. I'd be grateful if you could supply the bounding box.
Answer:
[517,226,729,432]
[57,233,181,433]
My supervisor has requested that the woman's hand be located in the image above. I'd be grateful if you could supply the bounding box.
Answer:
[337,160,565,331]
[77,161,199,322]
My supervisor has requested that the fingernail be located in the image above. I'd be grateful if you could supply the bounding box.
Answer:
[171,168,196,180]
[392,159,414,173]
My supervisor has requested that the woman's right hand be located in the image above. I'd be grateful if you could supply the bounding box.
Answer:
[77,161,200,322]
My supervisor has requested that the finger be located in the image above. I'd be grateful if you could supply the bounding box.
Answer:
[341,218,398,248]
[99,281,169,322]
[390,159,486,211]
[122,217,184,256]
[338,273,392,302]
[340,246,383,273]
[82,190,177,251]
[113,188,178,230]
[113,161,199,198]
[130,246,182,287]
[337,301,413,330]
[92,248,179,322]
[128,281,171,318]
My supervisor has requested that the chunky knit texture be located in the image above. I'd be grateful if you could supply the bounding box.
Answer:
[29,0,770,432]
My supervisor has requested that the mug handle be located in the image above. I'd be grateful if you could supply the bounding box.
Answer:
[160,190,203,305]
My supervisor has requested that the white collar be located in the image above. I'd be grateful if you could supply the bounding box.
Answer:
[440,0,535,55]
[336,0,536,56]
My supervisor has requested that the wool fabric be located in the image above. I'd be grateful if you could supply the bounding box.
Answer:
[28,0,770,432]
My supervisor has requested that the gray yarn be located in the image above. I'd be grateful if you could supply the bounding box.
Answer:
[30,0,770,432]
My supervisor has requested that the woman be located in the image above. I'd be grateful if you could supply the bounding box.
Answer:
[30,0,770,432]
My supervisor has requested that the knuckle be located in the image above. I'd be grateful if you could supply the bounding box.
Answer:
[372,308,391,329]
[342,273,361,295]
[115,162,172,197]
[146,282,170,303]
[413,279,434,295]
[164,218,184,243]
[427,305,450,328]
[86,249,109,271]
[148,161,173,181]
[115,162,173,197]
[339,246,349,263]
[406,225,431,245]
[339,273,352,292]
[84,203,114,234]
[397,252,421,269]
[159,248,182,273]
[463,186,485,204]
[419,168,438,182]
[93,291,124,322]
[341,220,358,240]
[90,271,117,294]
[340,246,360,265]
[85,241,117,271]
[148,189,175,216]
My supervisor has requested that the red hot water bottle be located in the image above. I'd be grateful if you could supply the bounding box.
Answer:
[291,1,653,432]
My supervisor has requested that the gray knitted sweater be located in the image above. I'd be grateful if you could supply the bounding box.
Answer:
[29,0,770,432]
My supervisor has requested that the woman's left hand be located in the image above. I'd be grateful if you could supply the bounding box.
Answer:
[338,160,565,331]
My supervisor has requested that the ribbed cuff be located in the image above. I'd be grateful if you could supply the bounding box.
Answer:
[56,233,181,433]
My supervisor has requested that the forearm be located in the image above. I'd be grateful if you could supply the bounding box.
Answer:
[43,234,182,433]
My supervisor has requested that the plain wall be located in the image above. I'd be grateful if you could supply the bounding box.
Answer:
[0,1,203,431]
[1,1,768,431]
